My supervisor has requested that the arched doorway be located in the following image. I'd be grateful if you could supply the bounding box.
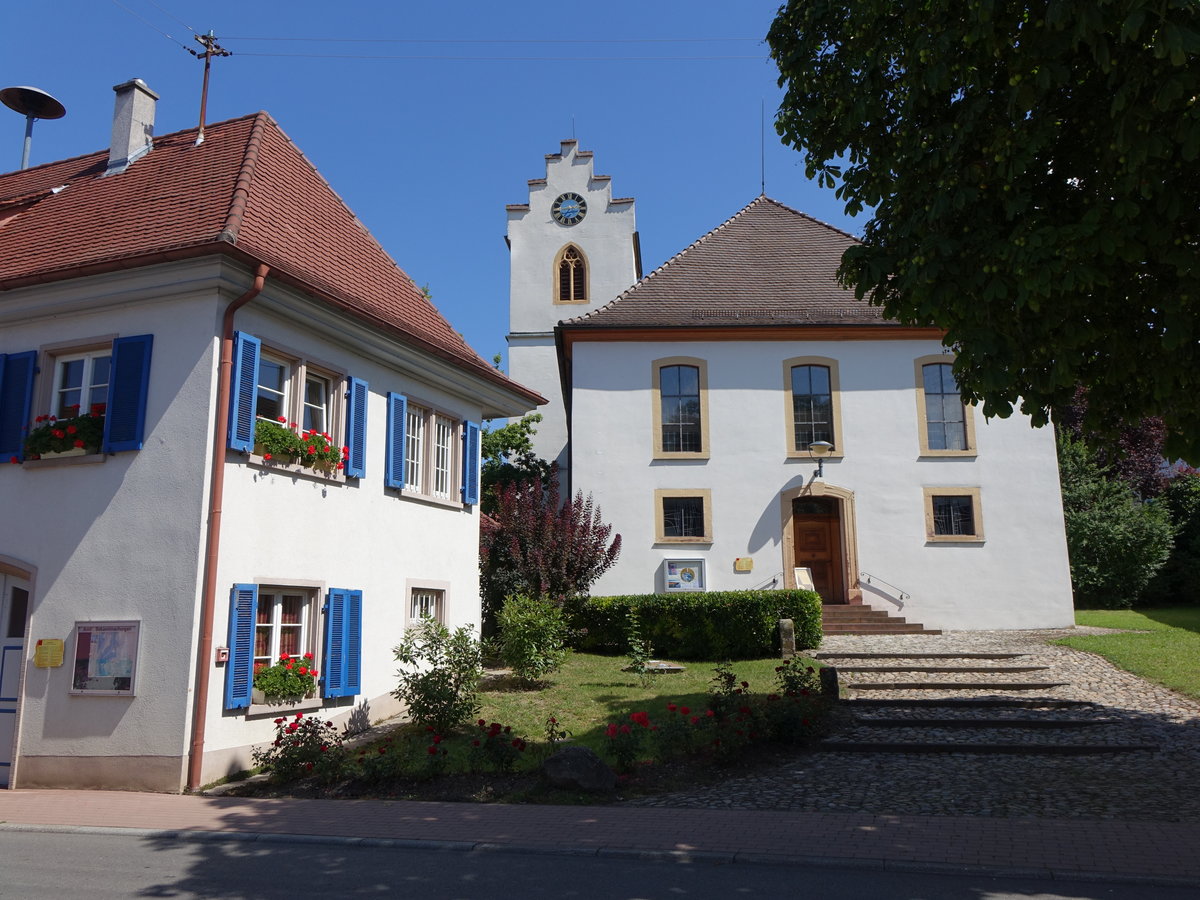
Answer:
[780,483,861,604]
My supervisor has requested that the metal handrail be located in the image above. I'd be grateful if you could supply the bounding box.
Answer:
[858,571,911,603]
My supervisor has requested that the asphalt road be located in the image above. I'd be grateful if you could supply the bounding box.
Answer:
[0,831,1192,900]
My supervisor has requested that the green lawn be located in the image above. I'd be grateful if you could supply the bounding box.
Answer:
[478,652,810,754]
[1056,608,1200,700]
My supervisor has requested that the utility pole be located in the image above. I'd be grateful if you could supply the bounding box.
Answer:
[190,30,231,145]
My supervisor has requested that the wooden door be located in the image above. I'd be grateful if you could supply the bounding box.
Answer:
[792,498,844,603]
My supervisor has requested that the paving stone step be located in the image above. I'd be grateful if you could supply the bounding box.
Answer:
[823,624,942,634]
[850,717,1114,729]
[843,698,1096,709]
[814,741,1158,755]
[843,681,1070,691]
[815,652,1027,660]
[836,665,1050,673]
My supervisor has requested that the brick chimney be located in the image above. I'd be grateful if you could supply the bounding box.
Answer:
[106,78,158,175]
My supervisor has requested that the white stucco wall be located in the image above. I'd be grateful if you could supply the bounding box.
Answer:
[568,338,1075,631]
[506,141,638,464]
[202,298,492,782]
[2,258,531,791]
[0,261,221,790]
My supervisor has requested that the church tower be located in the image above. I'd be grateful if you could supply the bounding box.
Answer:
[506,140,641,469]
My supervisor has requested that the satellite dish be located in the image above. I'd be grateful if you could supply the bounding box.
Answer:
[1,85,67,171]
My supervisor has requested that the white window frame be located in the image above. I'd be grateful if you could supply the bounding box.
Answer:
[253,587,319,669]
[406,579,450,625]
[255,343,343,441]
[432,414,454,499]
[402,401,462,502]
[405,403,427,492]
[34,335,118,423]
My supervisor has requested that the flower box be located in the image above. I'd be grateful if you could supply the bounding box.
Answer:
[252,687,317,706]
[38,447,91,460]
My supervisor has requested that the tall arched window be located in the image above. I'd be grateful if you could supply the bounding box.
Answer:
[556,245,588,303]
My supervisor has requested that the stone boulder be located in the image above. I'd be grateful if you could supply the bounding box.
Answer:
[542,745,616,794]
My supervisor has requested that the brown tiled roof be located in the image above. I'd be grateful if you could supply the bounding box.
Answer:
[0,112,542,404]
[562,196,895,329]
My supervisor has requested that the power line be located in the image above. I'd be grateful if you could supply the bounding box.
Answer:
[235,52,765,61]
[108,0,190,51]
[223,36,762,44]
[145,0,196,34]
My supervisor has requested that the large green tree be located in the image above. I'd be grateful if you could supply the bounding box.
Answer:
[768,1,1200,459]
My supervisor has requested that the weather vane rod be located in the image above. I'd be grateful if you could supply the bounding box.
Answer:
[189,30,232,146]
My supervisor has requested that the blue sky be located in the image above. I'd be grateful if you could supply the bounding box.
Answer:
[3,1,861,366]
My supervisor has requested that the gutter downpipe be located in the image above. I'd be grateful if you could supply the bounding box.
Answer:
[187,263,269,791]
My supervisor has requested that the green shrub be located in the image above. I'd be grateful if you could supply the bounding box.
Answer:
[1058,434,1175,608]
[252,713,345,783]
[392,619,483,732]
[1146,473,1200,605]
[495,595,570,682]
[571,589,822,660]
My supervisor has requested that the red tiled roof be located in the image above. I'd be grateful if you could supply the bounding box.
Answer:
[0,112,542,404]
[562,196,899,330]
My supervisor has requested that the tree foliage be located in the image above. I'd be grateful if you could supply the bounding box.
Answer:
[479,475,621,627]
[480,413,552,515]
[768,1,1200,459]
[1057,432,1174,607]
[1056,386,1167,499]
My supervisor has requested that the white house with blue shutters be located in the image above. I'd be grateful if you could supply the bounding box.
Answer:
[0,85,539,792]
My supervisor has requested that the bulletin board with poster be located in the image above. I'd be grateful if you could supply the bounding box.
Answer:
[71,621,140,695]
[663,559,706,592]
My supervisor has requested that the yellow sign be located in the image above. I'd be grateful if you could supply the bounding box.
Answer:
[34,638,65,668]
[734,557,753,572]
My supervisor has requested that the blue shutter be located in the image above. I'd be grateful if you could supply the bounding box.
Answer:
[323,588,362,698]
[344,377,368,478]
[102,334,153,453]
[385,392,407,489]
[228,332,261,452]
[224,583,258,709]
[0,351,37,460]
[461,420,481,505]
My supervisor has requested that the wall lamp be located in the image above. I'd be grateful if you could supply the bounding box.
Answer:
[808,440,834,478]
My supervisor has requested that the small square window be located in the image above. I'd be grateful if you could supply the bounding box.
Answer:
[924,488,984,542]
[410,588,444,623]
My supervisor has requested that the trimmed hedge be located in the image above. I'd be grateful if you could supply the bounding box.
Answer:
[571,590,822,660]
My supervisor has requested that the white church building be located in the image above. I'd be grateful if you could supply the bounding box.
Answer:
[506,140,1075,632]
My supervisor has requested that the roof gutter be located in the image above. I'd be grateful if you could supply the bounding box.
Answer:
[187,262,269,791]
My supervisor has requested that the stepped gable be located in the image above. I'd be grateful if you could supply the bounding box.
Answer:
[0,112,540,403]
[562,196,896,329]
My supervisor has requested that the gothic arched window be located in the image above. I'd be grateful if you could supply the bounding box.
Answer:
[556,245,588,303]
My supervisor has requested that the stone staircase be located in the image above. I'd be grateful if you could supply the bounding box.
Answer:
[821,604,940,635]
[814,648,1157,755]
